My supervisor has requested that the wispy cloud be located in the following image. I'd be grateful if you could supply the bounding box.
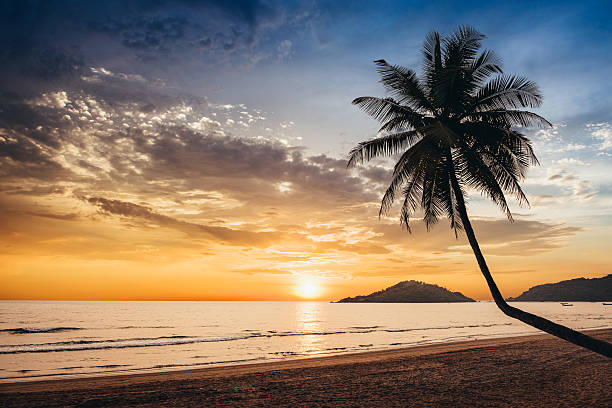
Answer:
[586,122,612,150]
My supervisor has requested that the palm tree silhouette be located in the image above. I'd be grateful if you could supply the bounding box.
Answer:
[348,26,611,357]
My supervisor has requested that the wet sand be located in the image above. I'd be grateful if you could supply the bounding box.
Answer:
[1,329,611,407]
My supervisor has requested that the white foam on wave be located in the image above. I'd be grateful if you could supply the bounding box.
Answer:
[0,322,517,354]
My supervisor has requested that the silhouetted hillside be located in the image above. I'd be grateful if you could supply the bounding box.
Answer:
[337,280,475,303]
[507,275,612,302]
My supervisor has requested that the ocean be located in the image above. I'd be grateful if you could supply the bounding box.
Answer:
[1,301,610,382]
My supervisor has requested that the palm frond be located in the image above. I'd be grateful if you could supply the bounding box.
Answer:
[423,30,443,108]
[467,132,531,206]
[351,96,424,125]
[495,131,539,172]
[399,179,423,232]
[473,75,543,110]
[379,138,435,216]
[434,26,487,114]
[480,147,530,207]
[373,59,434,113]
[436,164,463,235]
[421,164,444,230]
[422,30,442,71]
[463,109,551,128]
[454,146,513,220]
[470,49,503,85]
[443,25,485,67]
[509,130,539,166]
[465,123,539,168]
[347,130,421,167]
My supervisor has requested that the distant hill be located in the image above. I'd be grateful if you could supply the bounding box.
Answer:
[336,280,475,303]
[507,275,612,302]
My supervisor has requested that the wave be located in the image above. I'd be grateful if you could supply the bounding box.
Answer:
[0,322,517,355]
[0,335,249,354]
[383,323,512,333]
[0,330,350,354]
[116,326,174,330]
[0,358,266,381]
[0,327,82,334]
[0,326,178,334]
[3,335,191,349]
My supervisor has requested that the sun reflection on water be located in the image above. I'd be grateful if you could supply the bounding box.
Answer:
[295,301,324,355]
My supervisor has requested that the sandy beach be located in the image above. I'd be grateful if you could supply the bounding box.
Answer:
[1,329,610,407]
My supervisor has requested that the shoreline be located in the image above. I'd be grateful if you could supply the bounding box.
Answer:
[2,328,610,388]
[0,328,568,384]
[1,328,611,406]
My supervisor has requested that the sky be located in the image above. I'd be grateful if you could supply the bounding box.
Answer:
[1,0,611,301]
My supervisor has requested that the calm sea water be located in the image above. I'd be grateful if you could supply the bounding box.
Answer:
[1,301,610,382]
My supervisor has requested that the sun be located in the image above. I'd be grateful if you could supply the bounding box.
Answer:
[295,280,322,299]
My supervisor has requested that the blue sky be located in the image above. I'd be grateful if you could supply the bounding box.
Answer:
[1,0,611,300]
[3,1,612,148]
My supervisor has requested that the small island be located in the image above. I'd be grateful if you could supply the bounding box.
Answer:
[507,274,612,302]
[336,280,475,303]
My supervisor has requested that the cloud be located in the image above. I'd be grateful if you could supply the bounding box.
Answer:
[82,67,148,84]
[0,0,294,93]
[27,211,79,221]
[0,69,391,258]
[552,158,589,166]
[529,194,557,206]
[371,217,582,257]
[84,196,281,247]
[230,267,292,276]
[277,40,293,59]
[545,169,597,201]
[0,71,383,220]
[554,143,587,152]
[534,122,566,142]
[586,122,612,150]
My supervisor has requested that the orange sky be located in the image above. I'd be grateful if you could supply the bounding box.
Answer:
[1,138,610,301]
[1,91,610,301]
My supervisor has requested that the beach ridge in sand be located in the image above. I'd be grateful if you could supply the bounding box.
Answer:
[1,329,611,407]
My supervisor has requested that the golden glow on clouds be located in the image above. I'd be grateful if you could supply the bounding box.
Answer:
[1,81,610,301]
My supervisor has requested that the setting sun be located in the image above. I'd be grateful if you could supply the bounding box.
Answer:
[295,280,322,299]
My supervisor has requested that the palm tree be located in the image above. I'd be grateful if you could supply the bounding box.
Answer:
[348,25,611,358]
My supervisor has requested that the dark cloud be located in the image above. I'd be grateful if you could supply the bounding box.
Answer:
[0,99,67,148]
[0,73,380,217]
[544,169,597,200]
[0,185,67,196]
[23,47,86,82]
[27,211,79,221]
[85,196,281,247]
[0,0,289,93]
[0,134,72,183]
[358,165,391,185]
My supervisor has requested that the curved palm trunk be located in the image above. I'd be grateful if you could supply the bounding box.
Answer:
[447,157,612,358]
